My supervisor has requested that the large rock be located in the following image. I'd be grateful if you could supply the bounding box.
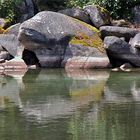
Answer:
[0,57,28,70]
[0,34,28,70]
[18,0,38,22]
[58,8,91,24]
[18,11,110,68]
[84,5,111,28]
[0,25,21,62]
[0,18,7,28]
[129,33,140,49]
[0,34,23,57]
[111,19,132,27]
[132,5,140,26]
[0,51,12,60]
[104,36,140,67]
[4,23,21,36]
[100,26,140,41]
[37,0,65,11]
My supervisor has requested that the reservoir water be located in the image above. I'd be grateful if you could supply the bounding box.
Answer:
[0,69,140,140]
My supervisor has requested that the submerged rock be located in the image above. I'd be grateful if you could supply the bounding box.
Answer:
[100,26,140,41]
[84,5,111,28]
[18,11,110,69]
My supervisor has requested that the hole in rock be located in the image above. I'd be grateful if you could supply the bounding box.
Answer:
[22,49,40,66]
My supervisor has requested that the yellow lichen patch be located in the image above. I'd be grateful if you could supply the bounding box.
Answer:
[72,17,100,34]
[3,28,10,34]
[0,26,5,34]
[96,5,111,24]
[95,5,110,14]
[70,32,105,53]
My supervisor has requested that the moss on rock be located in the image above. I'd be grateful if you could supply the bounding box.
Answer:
[70,31,105,53]
[71,17,104,52]
[0,26,6,34]
[96,5,111,25]
[73,17,100,34]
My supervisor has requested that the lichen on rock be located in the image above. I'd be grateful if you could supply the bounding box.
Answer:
[70,32,105,53]
[84,5,111,28]
[19,11,110,68]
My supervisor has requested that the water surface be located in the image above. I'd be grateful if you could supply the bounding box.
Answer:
[0,69,140,140]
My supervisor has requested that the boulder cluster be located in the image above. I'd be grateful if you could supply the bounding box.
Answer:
[0,5,140,70]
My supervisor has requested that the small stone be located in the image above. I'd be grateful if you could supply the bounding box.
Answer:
[119,63,132,72]
[28,65,37,69]
[111,68,119,71]
[0,59,5,63]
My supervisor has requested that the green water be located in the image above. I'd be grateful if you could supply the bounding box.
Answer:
[0,69,140,140]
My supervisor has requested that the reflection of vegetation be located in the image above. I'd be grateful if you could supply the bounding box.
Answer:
[68,100,140,140]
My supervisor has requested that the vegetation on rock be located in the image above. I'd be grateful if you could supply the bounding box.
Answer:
[43,0,139,20]
[66,0,140,20]
[0,0,139,24]
[0,26,5,33]
[70,32,105,53]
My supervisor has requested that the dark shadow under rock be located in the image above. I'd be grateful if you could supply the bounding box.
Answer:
[22,49,40,66]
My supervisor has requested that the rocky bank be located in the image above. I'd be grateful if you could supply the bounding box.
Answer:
[0,4,140,70]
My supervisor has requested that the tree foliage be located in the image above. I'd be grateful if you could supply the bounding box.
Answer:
[66,0,140,20]
[0,0,21,23]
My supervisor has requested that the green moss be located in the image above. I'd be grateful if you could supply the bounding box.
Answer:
[72,17,100,34]
[70,32,105,53]
[67,15,105,52]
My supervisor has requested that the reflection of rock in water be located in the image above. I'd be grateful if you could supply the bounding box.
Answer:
[19,69,109,122]
[0,75,24,109]
[104,72,140,103]
[67,72,140,140]
[0,69,110,122]
[131,81,140,101]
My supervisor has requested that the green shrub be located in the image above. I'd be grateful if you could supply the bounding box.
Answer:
[0,0,21,23]
[66,0,140,20]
